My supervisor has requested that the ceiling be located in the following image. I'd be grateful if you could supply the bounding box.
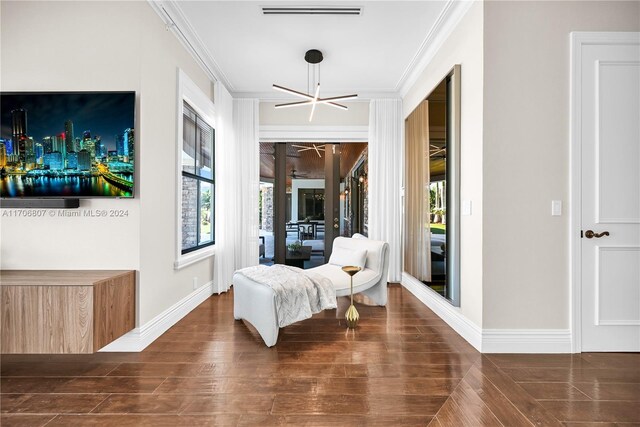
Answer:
[260,142,367,184]
[172,1,449,98]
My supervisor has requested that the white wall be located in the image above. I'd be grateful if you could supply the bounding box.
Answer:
[0,1,141,271]
[482,0,640,329]
[402,1,484,327]
[0,1,217,326]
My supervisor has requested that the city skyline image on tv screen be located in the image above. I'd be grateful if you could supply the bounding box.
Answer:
[0,92,135,198]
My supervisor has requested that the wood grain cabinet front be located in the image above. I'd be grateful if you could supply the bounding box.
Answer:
[1,270,135,354]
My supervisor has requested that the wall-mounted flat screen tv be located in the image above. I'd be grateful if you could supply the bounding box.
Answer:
[0,91,135,198]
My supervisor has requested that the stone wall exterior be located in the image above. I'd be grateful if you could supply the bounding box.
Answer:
[181,176,198,249]
[363,158,369,236]
[261,186,274,232]
[344,147,368,237]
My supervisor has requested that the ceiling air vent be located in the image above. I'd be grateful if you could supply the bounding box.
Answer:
[262,6,362,15]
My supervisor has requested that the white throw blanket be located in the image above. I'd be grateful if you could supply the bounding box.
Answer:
[236,264,337,327]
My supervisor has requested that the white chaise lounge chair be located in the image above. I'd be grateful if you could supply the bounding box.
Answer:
[233,236,390,347]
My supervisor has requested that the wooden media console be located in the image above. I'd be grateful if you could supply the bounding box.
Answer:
[1,270,135,354]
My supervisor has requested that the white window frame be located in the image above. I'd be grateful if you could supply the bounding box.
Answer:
[174,69,216,270]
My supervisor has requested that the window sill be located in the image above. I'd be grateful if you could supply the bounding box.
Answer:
[174,246,215,270]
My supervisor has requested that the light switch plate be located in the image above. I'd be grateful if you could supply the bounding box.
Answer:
[462,200,472,216]
[551,200,562,216]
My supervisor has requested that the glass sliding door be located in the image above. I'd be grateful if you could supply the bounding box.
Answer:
[404,65,461,306]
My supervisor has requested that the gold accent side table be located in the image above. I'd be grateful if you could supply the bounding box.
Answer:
[342,266,361,329]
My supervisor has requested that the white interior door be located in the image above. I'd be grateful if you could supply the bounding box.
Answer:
[577,33,640,352]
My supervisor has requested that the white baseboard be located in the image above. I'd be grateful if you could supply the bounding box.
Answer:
[402,273,483,351]
[99,280,215,352]
[482,329,572,354]
[401,273,572,354]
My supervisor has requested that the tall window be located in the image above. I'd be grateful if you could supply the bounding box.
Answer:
[181,101,214,254]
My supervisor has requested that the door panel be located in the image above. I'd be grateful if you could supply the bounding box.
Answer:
[579,35,640,351]
[596,61,640,223]
[596,247,640,326]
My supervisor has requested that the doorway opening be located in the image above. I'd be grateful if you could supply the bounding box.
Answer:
[259,142,368,269]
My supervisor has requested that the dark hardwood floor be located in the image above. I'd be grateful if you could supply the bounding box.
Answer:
[1,284,638,426]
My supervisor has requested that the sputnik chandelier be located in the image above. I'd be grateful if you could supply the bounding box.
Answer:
[273,49,358,121]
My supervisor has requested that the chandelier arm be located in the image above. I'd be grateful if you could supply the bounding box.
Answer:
[274,100,314,109]
[323,101,348,110]
[275,99,348,110]
[318,94,358,102]
[309,83,321,122]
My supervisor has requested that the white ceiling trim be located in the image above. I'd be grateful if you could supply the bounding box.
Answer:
[147,0,233,91]
[396,0,474,97]
[260,125,368,143]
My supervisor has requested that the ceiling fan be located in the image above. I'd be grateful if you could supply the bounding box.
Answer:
[289,168,308,179]
[273,49,358,122]
[291,143,325,157]
[429,143,446,159]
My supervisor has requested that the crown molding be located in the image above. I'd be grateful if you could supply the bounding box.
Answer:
[148,0,473,101]
[147,0,234,91]
[396,0,474,97]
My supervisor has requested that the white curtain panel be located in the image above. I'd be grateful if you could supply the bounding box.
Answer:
[368,99,403,282]
[214,84,236,293]
[233,98,260,270]
[404,100,431,282]
[214,96,260,293]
